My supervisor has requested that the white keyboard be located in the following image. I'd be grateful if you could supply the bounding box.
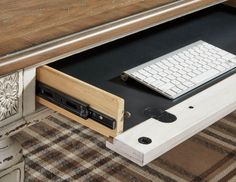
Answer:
[124,40,236,99]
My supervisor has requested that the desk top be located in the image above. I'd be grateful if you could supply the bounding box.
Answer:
[0,0,224,75]
[0,0,174,56]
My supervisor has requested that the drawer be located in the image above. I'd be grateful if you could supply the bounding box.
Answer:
[36,65,124,138]
[36,5,236,166]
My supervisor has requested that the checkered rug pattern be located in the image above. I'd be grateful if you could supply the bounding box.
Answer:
[15,110,236,182]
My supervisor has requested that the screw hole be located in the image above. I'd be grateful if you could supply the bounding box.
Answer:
[189,106,194,109]
[124,111,131,119]
[138,137,152,145]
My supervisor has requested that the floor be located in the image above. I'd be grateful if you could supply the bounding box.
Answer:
[15,109,236,182]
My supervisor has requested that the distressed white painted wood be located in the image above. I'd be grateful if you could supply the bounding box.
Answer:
[106,74,236,166]
[0,138,23,171]
[0,108,51,181]
[0,108,53,141]
[0,160,24,182]
[23,68,36,116]
[0,71,23,128]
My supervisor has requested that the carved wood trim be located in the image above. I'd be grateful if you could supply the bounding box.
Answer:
[0,71,23,128]
[0,73,20,121]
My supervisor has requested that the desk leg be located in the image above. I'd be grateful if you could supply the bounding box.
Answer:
[0,137,24,182]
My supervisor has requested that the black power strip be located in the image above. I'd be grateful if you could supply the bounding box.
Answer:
[36,82,116,129]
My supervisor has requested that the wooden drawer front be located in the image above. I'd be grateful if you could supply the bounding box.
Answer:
[0,71,23,127]
[36,66,124,137]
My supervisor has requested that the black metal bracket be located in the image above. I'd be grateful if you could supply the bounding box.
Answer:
[144,107,177,123]
[36,82,116,129]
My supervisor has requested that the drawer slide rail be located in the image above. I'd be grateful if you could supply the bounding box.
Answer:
[36,82,116,129]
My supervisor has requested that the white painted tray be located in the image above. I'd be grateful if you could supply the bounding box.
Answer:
[106,74,236,166]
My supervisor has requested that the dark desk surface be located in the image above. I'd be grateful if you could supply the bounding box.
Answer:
[50,5,236,130]
[0,0,224,75]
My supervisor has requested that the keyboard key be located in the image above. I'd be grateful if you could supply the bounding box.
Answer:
[163,60,173,67]
[132,72,146,80]
[164,69,172,75]
[171,87,182,93]
[171,59,180,66]
[144,66,152,71]
[159,72,167,77]
[213,54,221,59]
[185,68,192,73]
[225,54,236,60]
[162,78,170,83]
[187,72,196,77]
[151,80,164,87]
[198,67,207,72]
[229,57,236,63]
[173,72,181,77]
[156,62,168,69]
[217,50,229,56]
[193,70,201,75]
[215,65,226,71]
[139,70,151,77]
[221,63,230,69]
[177,77,186,82]
[183,81,194,87]
[171,80,180,85]
[176,65,183,70]
[153,75,162,80]
[144,77,156,83]
[159,83,174,91]
[167,75,176,80]
[153,67,163,72]
[150,64,158,69]
[176,84,187,90]
[183,75,191,80]
[204,65,211,70]
[178,70,186,75]
[165,90,176,96]
[170,67,178,72]
[148,69,157,74]
[191,69,219,83]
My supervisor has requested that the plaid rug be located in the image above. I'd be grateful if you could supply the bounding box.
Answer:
[15,109,236,182]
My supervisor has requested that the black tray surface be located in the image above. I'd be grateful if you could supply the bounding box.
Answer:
[50,5,236,131]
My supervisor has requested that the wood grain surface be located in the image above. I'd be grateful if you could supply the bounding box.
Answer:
[37,65,124,137]
[0,0,174,56]
[0,0,225,75]
[225,0,236,7]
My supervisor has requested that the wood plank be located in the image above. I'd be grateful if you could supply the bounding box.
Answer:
[224,0,236,7]
[37,97,121,138]
[0,0,173,57]
[23,68,36,116]
[0,0,226,75]
[36,65,124,137]
[106,74,236,166]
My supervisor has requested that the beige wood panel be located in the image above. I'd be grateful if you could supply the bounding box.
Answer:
[0,0,225,75]
[37,97,121,137]
[36,66,124,137]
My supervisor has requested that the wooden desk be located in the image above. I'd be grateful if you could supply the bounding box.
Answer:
[0,0,235,181]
